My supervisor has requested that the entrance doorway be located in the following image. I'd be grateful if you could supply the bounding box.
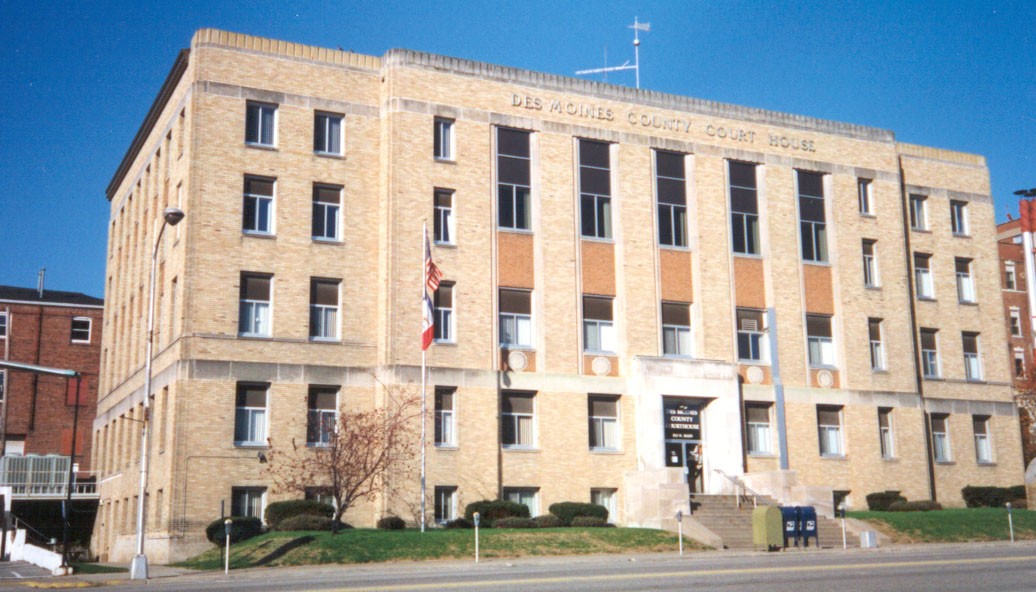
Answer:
[665,441,704,493]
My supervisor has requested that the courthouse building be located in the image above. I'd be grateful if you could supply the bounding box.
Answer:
[92,29,1023,562]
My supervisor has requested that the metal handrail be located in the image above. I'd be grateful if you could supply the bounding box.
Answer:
[10,513,51,547]
[712,469,770,510]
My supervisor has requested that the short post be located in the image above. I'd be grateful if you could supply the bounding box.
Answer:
[224,518,232,575]
[1006,502,1014,543]
[676,510,684,556]
[473,512,480,563]
[839,503,847,550]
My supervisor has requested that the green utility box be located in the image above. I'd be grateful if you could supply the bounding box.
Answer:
[752,506,783,551]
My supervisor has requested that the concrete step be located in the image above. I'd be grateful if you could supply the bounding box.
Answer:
[687,494,858,550]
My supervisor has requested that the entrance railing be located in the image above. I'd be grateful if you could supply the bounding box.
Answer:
[712,469,770,510]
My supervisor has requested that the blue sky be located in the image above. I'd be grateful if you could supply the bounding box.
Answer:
[1,1,1032,297]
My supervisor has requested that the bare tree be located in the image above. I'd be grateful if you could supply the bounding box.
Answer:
[1014,360,1036,468]
[265,391,421,533]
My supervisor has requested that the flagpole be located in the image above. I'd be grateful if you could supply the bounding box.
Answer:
[420,222,428,533]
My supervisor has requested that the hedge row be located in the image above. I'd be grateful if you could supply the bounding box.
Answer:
[205,516,263,545]
[961,486,1026,508]
[865,491,907,511]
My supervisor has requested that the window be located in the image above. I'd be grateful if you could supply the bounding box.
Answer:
[858,178,873,215]
[434,283,454,343]
[797,171,827,263]
[231,486,267,519]
[662,302,692,357]
[501,391,535,448]
[243,176,274,235]
[862,240,879,287]
[434,118,454,160]
[745,403,773,455]
[869,318,886,371]
[931,414,951,462]
[434,387,456,447]
[434,486,458,524]
[0,312,7,338]
[914,253,934,299]
[588,395,620,451]
[313,112,343,155]
[234,383,268,446]
[878,408,895,459]
[312,184,341,241]
[973,415,992,463]
[956,258,975,303]
[434,190,455,244]
[736,308,767,362]
[307,387,337,446]
[963,332,981,381]
[920,328,940,378]
[806,315,835,367]
[309,279,339,341]
[1014,348,1026,378]
[579,139,612,239]
[71,317,92,343]
[591,488,617,520]
[950,200,969,235]
[0,370,5,402]
[909,194,928,230]
[583,296,615,353]
[1010,308,1022,337]
[245,102,276,147]
[1006,262,1017,290]
[239,273,272,337]
[503,487,539,516]
[656,151,687,247]
[729,161,759,255]
[499,289,532,348]
[817,405,844,457]
[305,487,335,507]
[497,128,531,230]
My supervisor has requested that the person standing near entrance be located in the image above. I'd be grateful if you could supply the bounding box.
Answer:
[688,444,704,493]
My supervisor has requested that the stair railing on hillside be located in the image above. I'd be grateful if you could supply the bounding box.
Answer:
[712,469,769,510]
[10,513,52,547]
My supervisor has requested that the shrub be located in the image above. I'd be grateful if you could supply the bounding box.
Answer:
[571,516,612,527]
[961,486,1024,508]
[865,491,907,511]
[548,502,609,526]
[377,516,406,530]
[1010,485,1027,500]
[888,500,942,512]
[464,500,530,526]
[205,516,263,545]
[532,514,562,528]
[492,517,536,528]
[273,514,334,531]
[1010,498,1028,510]
[443,518,472,529]
[264,500,334,528]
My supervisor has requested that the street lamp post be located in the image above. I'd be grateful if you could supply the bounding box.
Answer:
[130,207,184,580]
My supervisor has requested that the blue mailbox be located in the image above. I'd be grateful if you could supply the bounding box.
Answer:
[780,506,801,547]
[800,506,819,547]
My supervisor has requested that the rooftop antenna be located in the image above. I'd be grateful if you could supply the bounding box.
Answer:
[37,267,45,298]
[575,17,650,89]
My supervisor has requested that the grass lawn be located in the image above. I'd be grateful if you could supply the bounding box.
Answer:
[849,507,1036,543]
[177,527,697,570]
[70,562,128,574]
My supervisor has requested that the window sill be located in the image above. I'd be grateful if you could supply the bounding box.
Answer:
[965,378,987,384]
[738,359,769,366]
[864,285,882,291]
[502,446,539,453]
[659,244,691,252]
[585,350,617,356]
[820,454,847,461]
[748,452,778,459]
[70,340,92,345]
[434,340,457,346]
[809,365,838,371]
[309,338,341,344]
[952,233,971,239]
[733,252,764,259]
[238,333,272,340]
[234,443,269,449]
[580,236,615,244]
[590,448,623,454]
[959,301,978,306]
[802,260,831,267]
[923,376,944,381]
[500,345,535,351]
[881,456,898,462]
[917,296,936,302]
[434,241,457,248]
[911,228,931,234]
[245,143,278,151]
[434,444,459,451]
[434,157,457,165]
[314,152,345,159]
[243,231,276,239]
[312,237,343,244]
[977,461,996,467]
[871,369,890,374]
[305,442,332,448]
[935,460,955,465]
[498,227,534,236]
[859,213,877,219]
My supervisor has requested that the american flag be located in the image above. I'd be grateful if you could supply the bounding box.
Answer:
[425,233,443,292]
[422,229,443,351]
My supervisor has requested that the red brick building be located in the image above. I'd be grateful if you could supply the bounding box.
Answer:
[0,285,103,472]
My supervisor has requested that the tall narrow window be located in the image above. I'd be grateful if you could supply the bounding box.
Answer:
[956,258,975,303]
[909,195,928,231]
[736,308,767,362]
[590,488,617,520]
[499,289,532,348]
[656,151,687,247]
[973,415,992,463]
[862,240,879,287]
[239,273,272,337]
[434,283,454,343]
[231,486,266,519]
[729,161,759,255]
[312,184,341,241]
[869,318,886,371]
[950,200,969,235]
[579,139,612,239]
[234,383,268,446]
[434,190,455,244]
[588,395,620,451]
[1005,262,1017,290]
[497,128,531,231]
[1014,348,1026,378]
[245,102,276,147]
[817,405,844,457]
[920,328,940,378]
[307,387,337,446]
[797,171,827,262]
[71,317,92,343]
[435,387,456,447]
[878,408,894,459]
[858,178,873,215]
[313,112,343,155]
[1010,308,1022,337]
[243,176,275,235]
[931,414,951,462]
[434,486,458,523]
[962,332,981,381]
[434,118,454,160]
[583,296,615,353]
[309,279,340,341]
[501,392,535,448]
[806,315,835,367]
[662,302,692,357]
[745,403,773,455]
[0,312,6,338]
[914,253,934,299]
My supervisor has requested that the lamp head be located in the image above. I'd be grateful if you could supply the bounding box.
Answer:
[163,207,185,227]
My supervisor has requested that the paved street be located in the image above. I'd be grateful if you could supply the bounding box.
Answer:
[0,562,52,580]
[4,542,1033,592]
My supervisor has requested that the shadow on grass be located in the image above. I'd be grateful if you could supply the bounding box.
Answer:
[251,535,316,566]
